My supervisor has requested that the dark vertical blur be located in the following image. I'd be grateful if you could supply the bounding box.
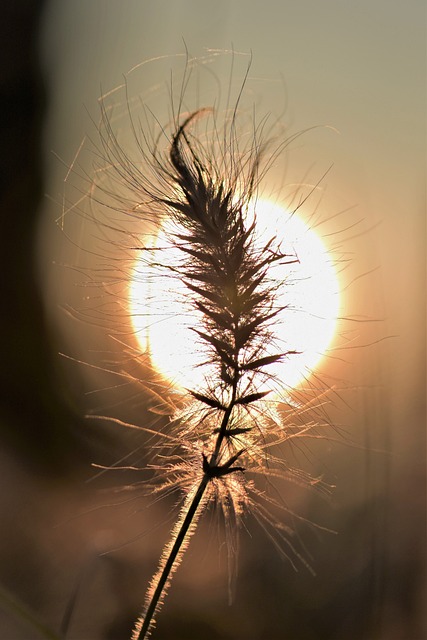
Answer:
[0,2,90,475]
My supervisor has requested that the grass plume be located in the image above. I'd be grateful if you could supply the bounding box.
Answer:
[67,52,336,639]
[131,102,304,638]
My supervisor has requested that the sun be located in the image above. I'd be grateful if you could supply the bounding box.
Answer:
[129,199,340,392]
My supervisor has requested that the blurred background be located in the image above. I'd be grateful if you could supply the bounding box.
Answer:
[0,1,425,639]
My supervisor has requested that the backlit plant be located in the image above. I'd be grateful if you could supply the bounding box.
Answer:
[68,52,336,639]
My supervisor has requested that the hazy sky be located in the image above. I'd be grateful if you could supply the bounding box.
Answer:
[31,2,425,637]
[39,0,425,415]
[37,0,426,473]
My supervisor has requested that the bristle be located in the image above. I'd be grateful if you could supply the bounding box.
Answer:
[78,53,335,640]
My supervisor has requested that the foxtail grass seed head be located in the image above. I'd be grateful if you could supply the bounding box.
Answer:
[67,52,339,640]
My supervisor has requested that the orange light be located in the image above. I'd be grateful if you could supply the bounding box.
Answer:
[129,200,340,392]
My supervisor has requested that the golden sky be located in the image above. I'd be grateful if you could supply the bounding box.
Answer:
[34,2,425,636]
[39,0,425,436]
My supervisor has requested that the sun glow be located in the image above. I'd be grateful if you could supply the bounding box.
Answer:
[129,200,340,392]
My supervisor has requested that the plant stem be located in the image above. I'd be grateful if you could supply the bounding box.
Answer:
[135,475,209,640]
[135,390,239,640]
[209,377,238,467]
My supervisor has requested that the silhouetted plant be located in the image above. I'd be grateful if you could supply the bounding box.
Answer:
[68,52,335,640]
